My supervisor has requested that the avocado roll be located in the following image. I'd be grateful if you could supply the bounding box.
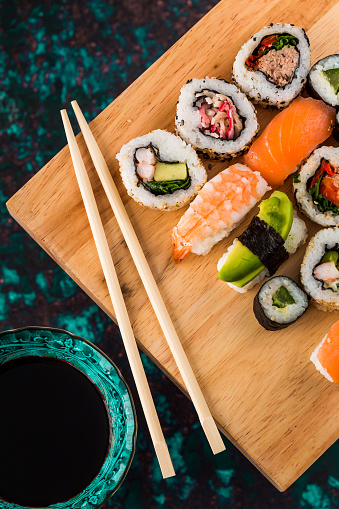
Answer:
[175,78,259,161]
[217,192,308,293]
[293,146,339,226]
[116,130,207,211]
[307,55,339,108]
[301,228,339,311]
[253,276,309,331]
[232,23,310,108]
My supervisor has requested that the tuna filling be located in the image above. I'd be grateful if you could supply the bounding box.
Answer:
[134,145,191,196]
[307,159,339,216]
[194,90,243,141]
[246,34,299,87]
[313,246,339,292]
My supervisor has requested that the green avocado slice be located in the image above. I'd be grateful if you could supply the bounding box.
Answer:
[154,162,187,182]
[218,191,293,288]
[321,250,339,264]
[323,68,339,95]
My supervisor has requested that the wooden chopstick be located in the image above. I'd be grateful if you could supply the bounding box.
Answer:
[60,109,175,479]
[71,100,225,455]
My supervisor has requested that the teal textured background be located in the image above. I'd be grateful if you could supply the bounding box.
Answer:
[1,0,339,507]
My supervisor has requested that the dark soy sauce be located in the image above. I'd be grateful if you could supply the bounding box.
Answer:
[0,356,111,507]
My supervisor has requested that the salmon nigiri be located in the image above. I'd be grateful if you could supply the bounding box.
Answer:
[171,164,270,263]
[311,320,339,382]
[244,97,336,187]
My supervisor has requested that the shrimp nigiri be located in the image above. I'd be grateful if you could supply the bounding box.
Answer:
[171,164,270,263]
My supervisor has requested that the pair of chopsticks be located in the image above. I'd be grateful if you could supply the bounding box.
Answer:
[61,102,225,478]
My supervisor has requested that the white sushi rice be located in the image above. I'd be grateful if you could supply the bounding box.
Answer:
[116,130,207,211]
[294,146,339,226]
[232,23,310,108]
[218,212,308,292]
[189,164,270,256]
[308,55,339,107]
[301,228,339,311]
[310,334,333,382]
[175,78,258,158]
[258,276,308,324]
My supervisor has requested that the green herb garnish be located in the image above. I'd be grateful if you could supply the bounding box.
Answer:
[272,34,298,51]
[143,175,191,196]
[293,173,301,183]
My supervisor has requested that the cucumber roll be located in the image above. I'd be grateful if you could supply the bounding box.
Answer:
[253,277,308,331]
[307,55,339,108]
[116,130,207,211]
[232,23,310,108]
[294,147,339,226]
[301,228,339,311]
[175,78,259,161]
[217,191,308,293]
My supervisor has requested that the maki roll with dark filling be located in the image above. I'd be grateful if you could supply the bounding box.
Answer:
[232,23,310,108]
[217,191,308,292]
[175,78,259,160]
[301,228,339,311]
[307,55,339,108]
[253,277,308,330]
[294,147,339,226]
[116,130,207,211]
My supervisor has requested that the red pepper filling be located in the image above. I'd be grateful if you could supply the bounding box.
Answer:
[310,160,339,207]
[245,35,279,67]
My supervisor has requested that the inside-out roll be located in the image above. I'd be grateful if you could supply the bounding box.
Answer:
[307,54,339,108]
[116,130,207,211]
[294,146,339,226]
[301,228,339,311]
[232,23,310,108]
[175,78,259,160]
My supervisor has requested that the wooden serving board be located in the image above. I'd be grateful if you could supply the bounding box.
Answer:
[7,0,339,491]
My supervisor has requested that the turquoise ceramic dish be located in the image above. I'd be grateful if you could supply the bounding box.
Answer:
[0,327,137,509]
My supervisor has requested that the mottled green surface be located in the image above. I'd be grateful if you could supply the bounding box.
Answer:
[1,1,339,507]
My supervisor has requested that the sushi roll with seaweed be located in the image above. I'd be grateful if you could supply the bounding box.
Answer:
[307,55,339,108]
[217,191,308,292]
[175,78,259,161]
[253,276,308,331]
[301,228,339,311]
[116,130,207,211]
[294,146,339,226]
[311,319,339,382]
[232,23,311,108]
[171,163,270,262]
[334,110,339,143]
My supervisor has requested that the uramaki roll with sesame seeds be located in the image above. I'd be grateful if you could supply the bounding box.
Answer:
[175,78,259,161]
[232,23,310,109]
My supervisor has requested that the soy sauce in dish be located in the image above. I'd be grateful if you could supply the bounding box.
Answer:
[0,356,111,507]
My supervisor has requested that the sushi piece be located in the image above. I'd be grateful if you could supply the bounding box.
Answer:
[217,191,308,293]
[175,78,259,161]
[116,130,207,211]
[171,163,270,263]
[311,320,339,382]
[307,55,339,108]
[253,276,308,331]
[232,23,310,108]
[301,228,339,311]
[244,97,336,187]
[293,146,339,226]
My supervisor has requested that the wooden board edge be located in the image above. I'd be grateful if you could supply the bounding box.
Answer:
[6,197,289,491]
